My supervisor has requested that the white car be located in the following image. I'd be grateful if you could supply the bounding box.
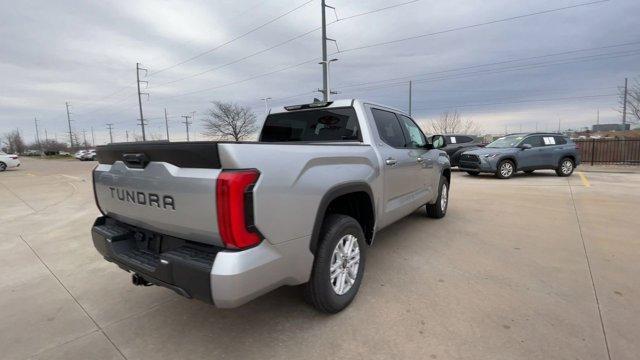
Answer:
[0,152,20,171]
[74,150,88,160]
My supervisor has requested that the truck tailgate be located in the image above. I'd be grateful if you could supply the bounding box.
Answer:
[94,142,223,246]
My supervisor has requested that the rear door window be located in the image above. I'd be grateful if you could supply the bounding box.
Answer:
[260,107,361,142]
[521,136,545,147]
[371,108,406,148]
[458,136,474,143]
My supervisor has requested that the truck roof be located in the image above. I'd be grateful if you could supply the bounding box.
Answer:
[271,99,409,117]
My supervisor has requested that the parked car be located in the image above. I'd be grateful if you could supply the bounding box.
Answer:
[0,151,21,171]
[458,132,580,179]
[80,149,97,161]
[24,149,43,156]
[439,134,483,167]
[91,99,451,313]
[74,150,88,160]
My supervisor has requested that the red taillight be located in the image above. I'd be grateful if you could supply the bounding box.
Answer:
[216,169,261,249]
[10,155,18,159]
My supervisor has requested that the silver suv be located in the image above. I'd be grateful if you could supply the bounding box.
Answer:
[458,133,580,179]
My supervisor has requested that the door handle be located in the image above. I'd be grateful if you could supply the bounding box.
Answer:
[385,158,397,166]
[416,157,424,163]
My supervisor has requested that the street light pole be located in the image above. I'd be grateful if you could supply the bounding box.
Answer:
[261,97,272,113]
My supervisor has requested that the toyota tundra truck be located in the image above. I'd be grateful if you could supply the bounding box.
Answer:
[91,99,451,313]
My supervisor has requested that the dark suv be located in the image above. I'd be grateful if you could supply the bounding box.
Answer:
[458,133,580,179]
[440,134,483,167]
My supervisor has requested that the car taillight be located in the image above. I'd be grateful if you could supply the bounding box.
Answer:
[10,155,18,159]
[216,169,261,249]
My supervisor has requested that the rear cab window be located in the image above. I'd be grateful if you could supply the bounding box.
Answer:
[260,107,362,142]
[371,108,406,148]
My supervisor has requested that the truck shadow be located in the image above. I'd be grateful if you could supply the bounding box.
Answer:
[117,208,442,358]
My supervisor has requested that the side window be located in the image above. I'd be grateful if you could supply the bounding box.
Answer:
[521,136,544,147]
[554,136,567,145]
[398,115,427,148]
[458,136,474,143]
[371,108,405,148]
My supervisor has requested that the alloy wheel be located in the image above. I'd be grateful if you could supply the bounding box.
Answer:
[329,234,360,295]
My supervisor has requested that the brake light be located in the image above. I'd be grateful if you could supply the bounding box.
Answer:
[10,155,18,159]
[216,169,261,249]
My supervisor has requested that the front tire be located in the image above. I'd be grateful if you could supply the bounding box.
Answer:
[556,157,575,177]
[426,176,449,218]
[496,160,515,179]
[305,214,366,313]
[0,162,6,172]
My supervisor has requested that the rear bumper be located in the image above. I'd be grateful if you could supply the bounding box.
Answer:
[91,216,312,308]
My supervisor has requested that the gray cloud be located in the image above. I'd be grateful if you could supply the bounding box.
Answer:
[1,0,638,145]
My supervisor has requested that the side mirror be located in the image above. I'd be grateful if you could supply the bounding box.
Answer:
[431,135,446,149]
[520,144,532,150]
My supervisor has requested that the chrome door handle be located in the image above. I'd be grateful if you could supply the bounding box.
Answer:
[416,157,424,163]
[385,158,397,166]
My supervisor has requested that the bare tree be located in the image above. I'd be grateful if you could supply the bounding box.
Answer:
[2,130,26,154]
[428,110,481,134]
[202,101,257,141]
[618,76,640,124]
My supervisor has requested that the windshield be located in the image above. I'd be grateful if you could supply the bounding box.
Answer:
[486,135,524,148]
[260,107,361,142]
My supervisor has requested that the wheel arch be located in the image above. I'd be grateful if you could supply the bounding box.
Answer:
[309,182,375,254]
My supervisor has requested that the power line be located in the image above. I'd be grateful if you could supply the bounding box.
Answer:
[335,41,640,90]
[150,0,422,88]
[412,93,618,112]
[157,0,612,101]
[338,0,610,54]
[148,0,316,76]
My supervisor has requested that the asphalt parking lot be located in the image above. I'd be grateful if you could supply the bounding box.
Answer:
[1,158,638,360]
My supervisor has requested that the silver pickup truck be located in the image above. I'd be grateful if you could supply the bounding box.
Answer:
[91,99,451,313]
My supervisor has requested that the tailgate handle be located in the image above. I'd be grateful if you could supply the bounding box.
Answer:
[122,153,149,168]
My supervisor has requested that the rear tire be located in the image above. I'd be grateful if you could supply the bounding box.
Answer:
[466,171,479,176]
[556,157,575,177]
[495,160,515,179]
[305,214,366,313]
[0,162,6,172]
[426,176,449,218]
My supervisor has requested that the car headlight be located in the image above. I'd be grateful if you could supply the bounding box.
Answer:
[483,154,499,158]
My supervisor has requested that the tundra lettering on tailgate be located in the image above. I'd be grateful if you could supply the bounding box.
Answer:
[109,186,175,210]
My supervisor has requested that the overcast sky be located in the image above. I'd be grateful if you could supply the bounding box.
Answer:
[1,0,639,145]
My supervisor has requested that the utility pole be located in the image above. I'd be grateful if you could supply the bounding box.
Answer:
[45,129,48,142]
[91,126,95,146]
[558,119,561,133]
[106,124,114,144]
[136,62,149,141]
[321,0,328,101]
[622,77,628,124]
[408,81,412,116]
[81,129,88,148]
[126,130,129,142]
[65,101,73,148]
[164,108,170,141]
[261,98,271,113]
[182,115,192,141]
[319,1,337,101]
[33,117,41,147]
[535,122,538,131]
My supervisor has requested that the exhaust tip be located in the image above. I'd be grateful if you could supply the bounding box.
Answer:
[132,273,152,286]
